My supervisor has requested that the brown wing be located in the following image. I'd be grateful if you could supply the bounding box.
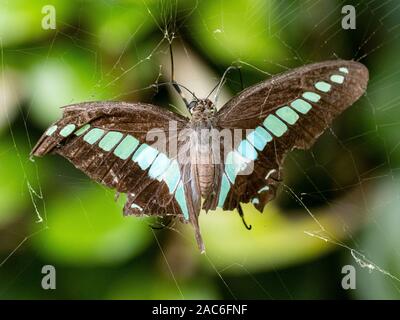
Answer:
[32,101,208,251]
[213,60,369,212]
[31,101,190,217]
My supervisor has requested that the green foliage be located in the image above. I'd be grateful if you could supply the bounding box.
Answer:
[108,269,218,299]
[33,187,152,266]
[191,0,286,66]
[27,46,120,126]
[354,180,400,299]
[0,0,73,46]
[0,137,34,226]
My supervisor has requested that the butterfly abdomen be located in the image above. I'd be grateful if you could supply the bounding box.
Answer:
[190,124,216,198]
[197,159,214,197]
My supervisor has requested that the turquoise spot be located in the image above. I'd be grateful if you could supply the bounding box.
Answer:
[45,125,57,136]
[225,152,238,183]
[246,126,272,151]
[302,91,321,102]
[258,185,270,193]
[132,144,159,170]
[83,128,105,145]
[162,160,180,193]
[99,131,123,152]
[60,124,76,137]
[237,139,258,160]
[131,203,143,211]
[314,81,331,93]
[290,99,312,114]
[251,198,260,205]
[263,114,288,137]
[339,67,349,74]
[225,151,251,183]
[276,106,299,125]
[218,174,231,208]
[330,74,344,84]
[113,135,139,160]
[149,153,171,180]
[74,124,90,136]
[175,182,189,220]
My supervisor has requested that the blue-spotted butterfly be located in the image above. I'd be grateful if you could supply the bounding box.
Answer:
[31,60,368,253]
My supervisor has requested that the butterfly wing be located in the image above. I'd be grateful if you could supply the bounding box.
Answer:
[212,60,369,212]
[32,101,199,222]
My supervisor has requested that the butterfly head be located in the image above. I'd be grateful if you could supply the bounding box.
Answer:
[189,99,216,121]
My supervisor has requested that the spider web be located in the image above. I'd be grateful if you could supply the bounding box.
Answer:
[1,0,400,299]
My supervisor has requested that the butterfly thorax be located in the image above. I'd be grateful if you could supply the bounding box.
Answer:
[190,99,216,123]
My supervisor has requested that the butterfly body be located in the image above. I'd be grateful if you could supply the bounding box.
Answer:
[31,60,369,252]
[187,98,217,198]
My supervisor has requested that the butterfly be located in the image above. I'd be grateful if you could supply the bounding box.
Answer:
[31,60,368,253]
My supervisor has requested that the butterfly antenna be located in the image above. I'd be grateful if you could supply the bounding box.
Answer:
[237,204,252,230]
[210,65,242,105]
[169,40,194,110]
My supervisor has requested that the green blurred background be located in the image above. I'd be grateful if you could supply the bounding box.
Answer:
[1,0,400,299]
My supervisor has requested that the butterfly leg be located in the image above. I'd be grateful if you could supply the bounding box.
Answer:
[238,66,244,91]
[149,216,174,230]
[237,204,252,230]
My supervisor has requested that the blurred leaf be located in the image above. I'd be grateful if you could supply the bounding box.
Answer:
[108,268,218,299]
[368,42,400,166]
[0,69,22,133]
[0,137,33,226]
[85,1,156,55]
[0,0,73,47]
[191,199,363,274]
[26,45,119,127]
[191,0,286,66]
[354,179,400,299]
[32,186,152,266]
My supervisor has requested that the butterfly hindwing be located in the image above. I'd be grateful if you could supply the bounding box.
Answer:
[215,60,369,212]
